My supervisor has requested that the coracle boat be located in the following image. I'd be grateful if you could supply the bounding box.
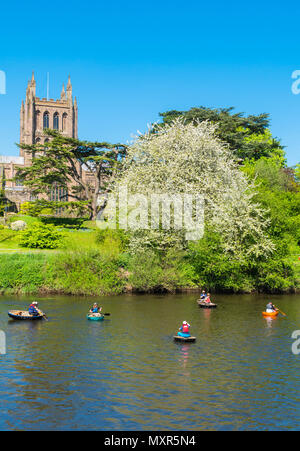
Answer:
[197,300,217,309]
[173,335,196,343]
[8,310,44,321]
[87,314,104,321]
[262,311,279,318]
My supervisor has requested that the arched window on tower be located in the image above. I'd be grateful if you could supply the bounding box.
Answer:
[62,113,67,132]
[53,112,59,130]
[43,111,49,129]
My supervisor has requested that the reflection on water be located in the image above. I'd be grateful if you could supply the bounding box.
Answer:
[0,293,300,431]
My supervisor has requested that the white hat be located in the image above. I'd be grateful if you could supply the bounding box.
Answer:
[33,301,38,305]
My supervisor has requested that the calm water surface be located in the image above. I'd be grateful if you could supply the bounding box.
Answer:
[0,293,299,431]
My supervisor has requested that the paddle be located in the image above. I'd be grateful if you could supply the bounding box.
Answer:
[40,312,48,321]
[275,306,287,317]
[87,312,110,316]
[37,309,48,321]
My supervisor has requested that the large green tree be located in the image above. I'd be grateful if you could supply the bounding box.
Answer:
[111,118,274,260]
[156,107,285,162]
[16,130,127,219]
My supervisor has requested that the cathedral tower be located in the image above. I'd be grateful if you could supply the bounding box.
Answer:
[20,73,78,165]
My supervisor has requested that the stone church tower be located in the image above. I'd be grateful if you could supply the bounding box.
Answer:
[20,72,78,165]
[0,73,79,210]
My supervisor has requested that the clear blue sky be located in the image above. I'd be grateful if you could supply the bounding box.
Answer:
[0,0,300,165]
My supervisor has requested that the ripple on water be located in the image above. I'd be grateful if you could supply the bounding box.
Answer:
[0,293,300,430]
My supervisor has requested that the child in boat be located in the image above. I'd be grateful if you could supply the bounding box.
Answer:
[89,303,102,314]
[266,302,277,313]
[205,293,212,304]
[28,301,40,317]
[178,321,191,338]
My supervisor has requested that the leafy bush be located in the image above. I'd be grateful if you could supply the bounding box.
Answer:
[45,249,124,295]
[256,258,296,293]
[20,224,65,249]
[40,216,85,229]
[0,254,46,293]
[20,200,90,218]
[127,247,196,293]
[96,229,129,252]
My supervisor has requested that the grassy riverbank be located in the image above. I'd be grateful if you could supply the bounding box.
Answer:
[0,225,299,296]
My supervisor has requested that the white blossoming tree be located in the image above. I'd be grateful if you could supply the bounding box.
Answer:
[110,119,274,260]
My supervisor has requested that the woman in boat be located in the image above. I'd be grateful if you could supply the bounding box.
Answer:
[28,301,40,317]
[89,303,102,314]
[266,302,277,313]
[178,321,191,338]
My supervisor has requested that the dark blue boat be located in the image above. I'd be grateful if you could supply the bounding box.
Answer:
[8,310,44,321]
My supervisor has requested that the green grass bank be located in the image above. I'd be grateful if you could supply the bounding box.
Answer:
[0,214,299,296]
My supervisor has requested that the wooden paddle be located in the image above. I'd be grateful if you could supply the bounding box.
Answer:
[275,306,286,317]
[38,310,48,321]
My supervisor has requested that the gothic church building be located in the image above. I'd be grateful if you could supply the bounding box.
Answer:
[0,73,78,209]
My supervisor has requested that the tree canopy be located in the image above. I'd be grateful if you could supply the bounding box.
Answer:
[110,118,274,260]
[156,107,285,163]
[16,130,127,219]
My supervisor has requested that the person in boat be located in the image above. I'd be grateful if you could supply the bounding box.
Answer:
[200,290,207,301]
[204,293,212,304]
[266,302,277,313]
[178,321,191,338]
[28,301,40,317]
[89,303,102,315]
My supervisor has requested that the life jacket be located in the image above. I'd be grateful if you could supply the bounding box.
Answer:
[182,323,190,333]
[91,307,99,313]
[29,304,38,314]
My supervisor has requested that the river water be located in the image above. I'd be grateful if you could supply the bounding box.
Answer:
[0,293,299,431]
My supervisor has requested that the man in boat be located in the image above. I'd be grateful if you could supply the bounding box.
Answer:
[89,303,102,315]
[178,321,191,338]
[28,301,41,317]
[200,290,207,301]
[266,302,277,313]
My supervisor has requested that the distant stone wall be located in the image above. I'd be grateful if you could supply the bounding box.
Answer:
[4,188,31,210]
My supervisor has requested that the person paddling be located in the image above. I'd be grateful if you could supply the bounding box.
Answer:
[89,303,102,315]
[28,301,41,317]
[266,301,277,313]
[178,321,191,338]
